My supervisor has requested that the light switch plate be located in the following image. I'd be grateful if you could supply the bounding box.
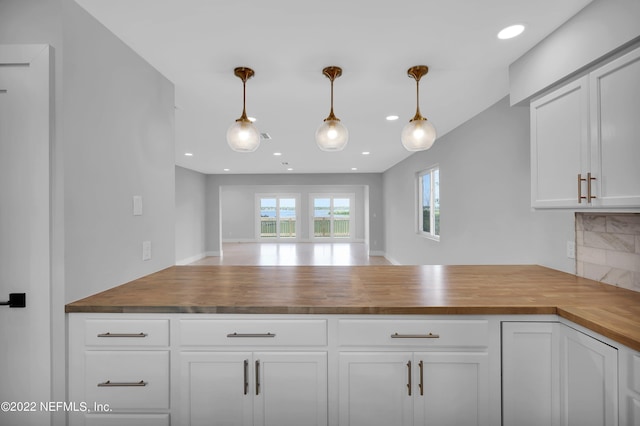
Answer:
[142,241,151,261]
[133,196,143,216]
[566,241,576,259]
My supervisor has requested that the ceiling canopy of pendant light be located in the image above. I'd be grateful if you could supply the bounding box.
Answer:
[401,65,437,151]
[227,67,260,152]
[316,66,348,152]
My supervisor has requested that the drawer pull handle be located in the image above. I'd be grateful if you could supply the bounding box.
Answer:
[243,359,249,395]
[97,332,147,338]
[391,332,440,339]
[227,332,276,338]
[418,360,424,396]
[97,380,147,387]
[255,360,261,396]
[407,361,412,396]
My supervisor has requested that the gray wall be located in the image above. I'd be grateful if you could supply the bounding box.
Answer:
[63,1,175,303]
[0,3,176,423]
[220,184,367,242]
[510,0,640,104]
[176,166,207,264]
[206,174,384,255]
[382,96,575,272]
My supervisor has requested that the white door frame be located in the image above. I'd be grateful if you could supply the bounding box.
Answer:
[0,44,54,425]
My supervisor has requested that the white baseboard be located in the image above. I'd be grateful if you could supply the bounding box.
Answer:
[175,252,207,265]
[369,250,386,257]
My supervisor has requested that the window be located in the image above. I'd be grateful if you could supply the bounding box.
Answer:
[257,195,299,239]
[310,194,354,240]
[418,166,440,240]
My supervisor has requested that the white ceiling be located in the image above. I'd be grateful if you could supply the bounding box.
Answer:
[75,0,592,175]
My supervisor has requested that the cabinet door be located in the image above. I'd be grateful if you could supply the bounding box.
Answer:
[502,322,561,426]
[560,325,618,426]
[180,352,253,426]
[254,352,327,426]
[413,352,489,426]
[589,47,640,207]
[339,352,413,426]
[530,76,589,208]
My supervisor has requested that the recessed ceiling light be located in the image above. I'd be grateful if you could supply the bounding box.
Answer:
[273,152,282,156]
[287,168,293,171]
[498,24,525,40]
[184,152,193,156]
[248,117,257,122]
[351,167,358,171]
[386,115,399,121]
[223,168,230,172]
[362,151,370,155]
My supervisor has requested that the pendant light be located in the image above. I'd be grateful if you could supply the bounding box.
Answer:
[316,66,348,151]
[227,67,260,152]
[401,65,437,151]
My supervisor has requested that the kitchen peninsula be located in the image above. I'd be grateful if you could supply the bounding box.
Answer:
[66,265,640,426]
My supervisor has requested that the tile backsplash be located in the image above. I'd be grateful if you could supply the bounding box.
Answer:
[576,213,640,292]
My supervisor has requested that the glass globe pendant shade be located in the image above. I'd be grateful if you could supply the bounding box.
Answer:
[316,66,348,151]
[227,119,260,152]
[402,65,437,151]
[401,119,437,151]
[227,67,260,152]
[316,119,349,151]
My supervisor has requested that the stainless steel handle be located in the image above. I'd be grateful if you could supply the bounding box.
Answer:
[407,361,412,396]
[243,359,249,395]
[97,380,146,387]
[578,174,587,203]
[255,360,261,395]
[418,360,424,396]
[227,332,276,338]
[587,172,596,201]
[97,332,147,338]
[391,332,440,339]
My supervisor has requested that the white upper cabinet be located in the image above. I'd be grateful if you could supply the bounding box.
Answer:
[531,46,640,208]
[589,47,640,207]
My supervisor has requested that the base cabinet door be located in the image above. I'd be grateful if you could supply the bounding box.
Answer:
[560,325,618,426]
[181,352,253,426]
[414,352,489,426]
[180,351,327,426]
[502,322,561,426]
[339,352,413,426]
[339,351,489,426]
[254,352,327,426]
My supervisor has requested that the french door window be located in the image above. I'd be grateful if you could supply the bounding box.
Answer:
[311,194,354,239]
[258,195,298,239]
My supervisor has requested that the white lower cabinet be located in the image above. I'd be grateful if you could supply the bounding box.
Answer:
[180,351,327,426]
[502,321,618,426]
[338,351,489,426]
[559,324,618,426]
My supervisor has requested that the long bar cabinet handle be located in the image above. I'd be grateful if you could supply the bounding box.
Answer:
[578,174,587,203]
[407,361,412,396]
[587,172,596,201]
[243,359,249,395]
[418,360,424,396]
[97,380,146,387]
[391,332,440,339]
[255,360,261,395]
[227,332,276,338]
[97,332,147,338]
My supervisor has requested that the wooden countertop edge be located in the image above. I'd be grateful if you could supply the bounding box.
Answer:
[64,305,558,315]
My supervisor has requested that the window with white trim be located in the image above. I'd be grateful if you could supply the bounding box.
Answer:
[256,194,299,239]
[418,166,440,240]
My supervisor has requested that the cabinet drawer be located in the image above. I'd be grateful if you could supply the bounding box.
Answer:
[84,351,169,409]
[85,413,169,426]
[180,319,327,346]
[338,319,489,347]
[84,319,169,347]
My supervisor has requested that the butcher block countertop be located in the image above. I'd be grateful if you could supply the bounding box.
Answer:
[65,264,640,351]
